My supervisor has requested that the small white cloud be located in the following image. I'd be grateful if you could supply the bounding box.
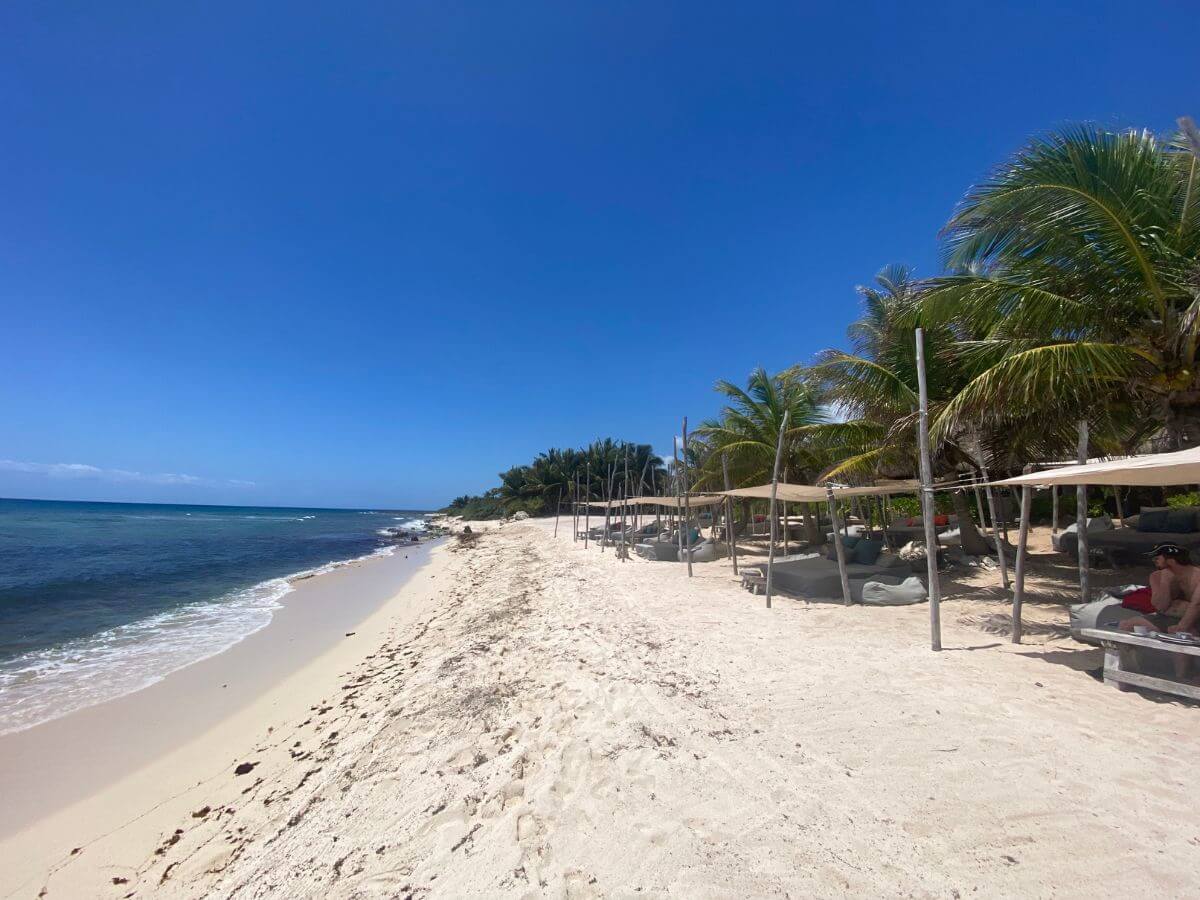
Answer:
[0,459,253,489]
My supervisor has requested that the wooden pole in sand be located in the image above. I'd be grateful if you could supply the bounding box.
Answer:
[572,475,578,541]
[584,465,591,549]
[973,444,1009,592]
[764,409,789,609]
[1012,464,1033,644]
[722,452,738,575]
[682,417,693,577]
[554,485,563,538]
[782,466,790,557]
[620,446,629,561]
[1076,420,1090,604]
[1051,484,1059,535]
[915,328,942,651]
[878,495,893,551]
[972,473,988,534]
[827,485,853,606]
[672,438,684,562]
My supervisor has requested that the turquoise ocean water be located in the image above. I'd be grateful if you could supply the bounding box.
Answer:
[0,498,428,734]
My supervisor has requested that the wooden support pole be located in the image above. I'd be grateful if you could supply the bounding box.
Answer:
[974,445,1010,591]
[973,474,987,533]
[878,495,893,551]
[1051,484,1059,534]
[1113,486,1125,523]
[915,328,943,651]
[553,485,563,538]
[722,452,738,575]
[620,446,629,561]
[828,486,853,606]
[584,465,591,549]
[764,410,790,609]
[682,417,693,577]
[673,438,684,563]
[782,466,790,558]
[601,463,614,552]
[1077,420,1090,604]
[1012,464,1033,644]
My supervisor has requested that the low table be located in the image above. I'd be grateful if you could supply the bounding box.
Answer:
[1080,628,1200,700]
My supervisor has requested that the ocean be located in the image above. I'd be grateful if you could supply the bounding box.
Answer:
[0,498,430,735]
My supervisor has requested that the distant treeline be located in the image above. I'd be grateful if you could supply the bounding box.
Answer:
[441,440,668,520]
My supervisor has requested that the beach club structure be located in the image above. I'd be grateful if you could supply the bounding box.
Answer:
[560,324,1200,696]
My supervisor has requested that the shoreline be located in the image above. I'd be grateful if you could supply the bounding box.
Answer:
[5,519,1200,897]
[0,537,449,896]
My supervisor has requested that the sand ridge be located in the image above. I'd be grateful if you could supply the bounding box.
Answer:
[15,520,1200,897]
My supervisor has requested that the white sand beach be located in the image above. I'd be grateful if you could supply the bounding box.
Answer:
[3,519,1199,898]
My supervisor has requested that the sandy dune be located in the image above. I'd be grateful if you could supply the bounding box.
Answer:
[10,519,1200,898]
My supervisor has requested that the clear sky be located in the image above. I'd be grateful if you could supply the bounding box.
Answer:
[2,1,1196,509]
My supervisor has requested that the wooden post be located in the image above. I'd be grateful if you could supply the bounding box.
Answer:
[553,485,563,538]
[1113,486,1125,523]
[782,466,790,558]
[1051,484,1059,534]
[764,410,790,609]
[673,437,685,563]
[975,449,1010,591]
[1012,464,1033,644]
[915,328,942,651]
[878,495,893,551]
[620,446,629,561]
[722,452,738,575]
[827,486,853,606]
[601,463,613,552]
[972,474,987,533]
[682,417,693,577]
[1077,420,1090,604]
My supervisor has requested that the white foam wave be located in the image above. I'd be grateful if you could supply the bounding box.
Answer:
[0,546,397,736]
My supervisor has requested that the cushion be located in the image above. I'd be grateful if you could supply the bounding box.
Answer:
[1121,586,1155,614]
[1165,509,1198,533]
[934,514,949,527]
[1137,510,1170,532]
[853,538,884,566]
[824,535,861,560]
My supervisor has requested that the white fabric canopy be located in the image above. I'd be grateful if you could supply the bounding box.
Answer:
[721,479,932,503]
[994,446,1200,488]
[625,494,725,507]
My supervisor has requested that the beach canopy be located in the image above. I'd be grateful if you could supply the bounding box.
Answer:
[720,479,935,503]
[994,446,1200,488]
[626,494,726,507]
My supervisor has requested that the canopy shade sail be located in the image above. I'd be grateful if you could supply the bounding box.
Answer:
[993,446,1200,488]
[625,494,726,507]
[720,479,937,503]
[722,483,827,503]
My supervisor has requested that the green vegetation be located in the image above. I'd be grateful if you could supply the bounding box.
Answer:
[450,123,1200,518]
[441,441,666,520]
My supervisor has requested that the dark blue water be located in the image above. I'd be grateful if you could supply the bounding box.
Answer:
[0,498,429,733]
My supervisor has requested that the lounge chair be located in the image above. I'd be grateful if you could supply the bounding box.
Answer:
[1051,515,1115,553]
[1059,509,1200,563]
[680,539,727,563]
[884,515,957,545]
[765,551,912,600]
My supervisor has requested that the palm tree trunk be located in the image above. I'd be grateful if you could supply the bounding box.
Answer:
[950,489,991,556]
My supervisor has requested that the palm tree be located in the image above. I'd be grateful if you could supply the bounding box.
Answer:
[807,266,998,554]
[693,367,827,542]
[919,125,1200,450]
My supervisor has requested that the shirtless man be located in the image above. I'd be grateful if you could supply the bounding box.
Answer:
[1120,543,1200,635]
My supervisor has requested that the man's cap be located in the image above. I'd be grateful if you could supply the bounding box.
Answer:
[1148,542,1187,558]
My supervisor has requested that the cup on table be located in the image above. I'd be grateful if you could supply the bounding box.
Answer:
[1133,625,1151,636]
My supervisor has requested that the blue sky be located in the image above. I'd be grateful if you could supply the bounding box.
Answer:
[1,1,1195,509]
